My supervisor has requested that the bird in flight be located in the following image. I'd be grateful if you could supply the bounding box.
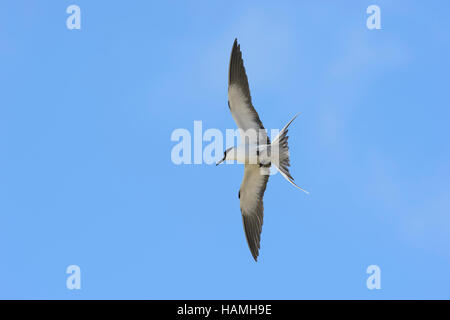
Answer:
[216,39,308,261]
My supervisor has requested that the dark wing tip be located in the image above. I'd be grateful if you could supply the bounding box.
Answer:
[229,39,239,85]
[242,213,262,262]
[228,39,250,95]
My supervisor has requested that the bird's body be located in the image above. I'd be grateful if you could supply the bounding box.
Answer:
[216,39,308,261]
[228,143,271,165]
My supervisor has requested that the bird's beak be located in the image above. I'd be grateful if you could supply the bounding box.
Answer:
[216,158,225,166]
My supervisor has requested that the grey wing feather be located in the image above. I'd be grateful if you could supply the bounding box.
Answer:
[239,165,270,261]
[228,39,270,145]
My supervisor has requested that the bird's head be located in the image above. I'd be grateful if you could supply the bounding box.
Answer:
[216,147,235,166]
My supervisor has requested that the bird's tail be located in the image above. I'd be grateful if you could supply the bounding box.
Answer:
[271,113,309,194]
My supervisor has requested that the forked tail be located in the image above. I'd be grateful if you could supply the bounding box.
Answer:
[271,113,309,194]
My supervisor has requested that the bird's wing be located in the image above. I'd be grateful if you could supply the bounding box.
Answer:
[239,164,270,261]
[228,39,269,145]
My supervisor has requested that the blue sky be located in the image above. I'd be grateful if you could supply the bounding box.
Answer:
[1,1,450,299]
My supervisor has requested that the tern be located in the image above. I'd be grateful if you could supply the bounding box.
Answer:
[216,39,308,261]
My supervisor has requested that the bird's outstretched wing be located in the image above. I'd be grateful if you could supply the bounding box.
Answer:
[228,39,269,145]
[239,164,269,261]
